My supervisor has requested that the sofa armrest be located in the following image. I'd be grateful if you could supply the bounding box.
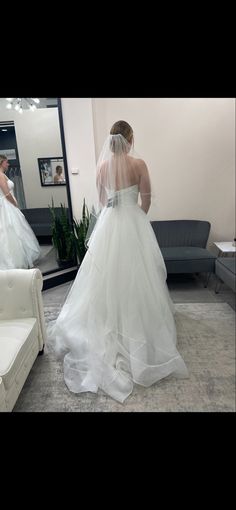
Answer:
[0,269,46,350]
[0,377,7,412]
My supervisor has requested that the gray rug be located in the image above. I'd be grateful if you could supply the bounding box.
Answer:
[13,302,235,412]
[38,245,54,259]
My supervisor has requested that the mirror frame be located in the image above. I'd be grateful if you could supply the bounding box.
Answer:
[42,98,78,289]
[57,98,73,224]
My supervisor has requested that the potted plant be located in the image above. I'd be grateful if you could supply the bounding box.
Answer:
[73,198,91,264]
[49,199,76,268]
[73,199,99,264]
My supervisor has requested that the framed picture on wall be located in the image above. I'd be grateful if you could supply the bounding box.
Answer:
[38,157,66,186]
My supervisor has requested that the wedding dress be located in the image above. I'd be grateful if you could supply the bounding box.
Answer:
[0,178,41,269]
[47,147,188,402]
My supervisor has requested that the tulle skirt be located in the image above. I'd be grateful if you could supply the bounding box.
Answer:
[0,198,41,269]
[47,204,188,403]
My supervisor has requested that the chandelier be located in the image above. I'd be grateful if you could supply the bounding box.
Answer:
[5,98,40,114]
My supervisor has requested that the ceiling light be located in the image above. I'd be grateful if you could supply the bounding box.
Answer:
[5,98,40,113]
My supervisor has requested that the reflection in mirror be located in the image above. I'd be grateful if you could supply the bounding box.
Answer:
[0,98,73,275]
[38,157,66,186]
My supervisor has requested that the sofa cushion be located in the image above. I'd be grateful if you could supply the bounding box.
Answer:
[0,318,37,389]
[161,247,216,261]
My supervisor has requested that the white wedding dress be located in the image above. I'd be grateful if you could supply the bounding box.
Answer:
[47,184,188,403]
[0,178,41,269]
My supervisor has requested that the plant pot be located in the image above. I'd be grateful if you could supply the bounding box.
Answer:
[57,258,76,269]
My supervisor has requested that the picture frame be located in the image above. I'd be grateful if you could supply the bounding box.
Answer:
[38,157,66,186]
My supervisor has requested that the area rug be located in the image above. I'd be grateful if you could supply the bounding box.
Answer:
[38,245,54,259]
[13,302,235,412]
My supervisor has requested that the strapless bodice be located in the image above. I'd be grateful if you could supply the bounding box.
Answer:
[106,184,139,207]
[0,178,14,198]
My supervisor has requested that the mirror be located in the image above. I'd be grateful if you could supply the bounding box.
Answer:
[38,157,66,186]
[0,98,76,278]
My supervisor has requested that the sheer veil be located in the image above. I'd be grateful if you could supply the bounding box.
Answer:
[85,131,153,246]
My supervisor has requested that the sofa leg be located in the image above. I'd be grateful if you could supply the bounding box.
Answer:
[204,272,211,288]
[38,346,44,356]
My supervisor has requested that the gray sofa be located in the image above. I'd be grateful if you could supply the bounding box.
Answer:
[151,220,216,285]
[215,257,236,293]
[21,207,69,238]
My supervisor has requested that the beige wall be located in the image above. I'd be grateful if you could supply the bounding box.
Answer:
[0,106,67,208]
[60,98,97,218]
[61,98,235,250]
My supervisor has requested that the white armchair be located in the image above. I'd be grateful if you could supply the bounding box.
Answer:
[0,377,7,411]
[0,268,47,412]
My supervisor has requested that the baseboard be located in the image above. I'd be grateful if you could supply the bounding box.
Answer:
[42,266,78,290]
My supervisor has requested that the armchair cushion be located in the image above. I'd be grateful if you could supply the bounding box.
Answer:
[0,318,38,390]
[161,247,216,260]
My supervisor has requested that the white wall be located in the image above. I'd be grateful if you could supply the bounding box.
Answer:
[60,98,97,219]
[61,98,235,249]
[0,106,67,208]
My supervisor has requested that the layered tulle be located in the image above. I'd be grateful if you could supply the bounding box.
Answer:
[47,185,188,403]
[0,180,41,269]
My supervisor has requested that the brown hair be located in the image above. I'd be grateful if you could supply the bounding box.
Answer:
[56,165,62,174]
[110,120,133,143]
[110,120,133,154]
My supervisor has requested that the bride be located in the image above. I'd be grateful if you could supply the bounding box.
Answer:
[0,154,41,269]
[47,121,188,403]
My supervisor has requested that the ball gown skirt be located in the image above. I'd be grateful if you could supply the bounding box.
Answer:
[0,179,41,269]
[47,185,188,403]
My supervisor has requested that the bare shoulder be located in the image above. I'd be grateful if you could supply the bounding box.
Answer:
[0,172,7,183]
[128,156,146,166]
[133,157,148,176]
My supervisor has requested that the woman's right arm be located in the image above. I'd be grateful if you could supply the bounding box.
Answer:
[0,174,18,207]
[139,160,151,213]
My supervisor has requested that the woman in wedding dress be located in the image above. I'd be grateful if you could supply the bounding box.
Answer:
[47,121,188,403]
[0,154,41,269]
